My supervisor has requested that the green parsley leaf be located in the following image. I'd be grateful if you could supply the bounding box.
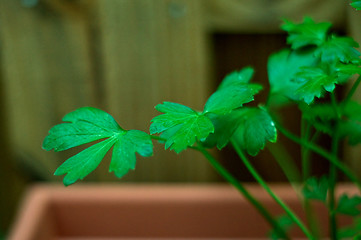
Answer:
[315,35,360,63]
[351,0,361,10]
[203,84,262,115]
[204,68,262,115]
[345,101,361,122]
[301,101,361,145]
[43,107,153,186]
[268,49,317,103]
[338,101,361,145]
[150,102,214,153]
[43,107,122,151]
[294,66,338,104]
[54,137,116,186]
[299,103,336,134]
[110,130,153,177]
[338,217,361,239]
[336,62,361,76]
[201,109,245,150]
[203,107,277,153]
[268,214,295,240]
[281,17,332,50]
[218,67,254,88]
[302,176,329,202]
[337,194,361,216]
[232,107,277,156]
[339,121,361,145]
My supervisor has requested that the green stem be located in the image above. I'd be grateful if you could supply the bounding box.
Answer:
[231,139,314,239]
[329,128,339,240]
[195,146,290,240]
[301,118,312,181]
[329,92,340,240]
[150,135,166,141]
[301,117,321,239]
[267,142,320,237]
[274,121,361,190]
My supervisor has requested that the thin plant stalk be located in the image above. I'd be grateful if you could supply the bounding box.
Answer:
[301,118,312,181]
[274,121,361,190]
[266,137,324,238]
[231,139,315,240]
[194,145,290,240]
[329,128,339,240]
[329,92,341,240]
[301,117,321,239]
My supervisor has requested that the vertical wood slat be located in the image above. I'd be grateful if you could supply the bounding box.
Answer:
[97,0,218,182]
[0,33,27,232]
[345,8,361,176]
[0,0,96,180]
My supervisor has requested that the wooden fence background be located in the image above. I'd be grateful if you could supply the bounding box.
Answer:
[0,0,360,233]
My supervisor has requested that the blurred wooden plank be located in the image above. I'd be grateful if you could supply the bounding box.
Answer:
[0,48,28,234]
[0,0,97,180]
[344,7,361,177]
[97,0,219,182]
[205,0,347,33]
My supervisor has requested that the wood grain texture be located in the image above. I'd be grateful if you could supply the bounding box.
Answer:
[0,0,97,180]
[205,0,347,33]
[96,0,218,182]
[0,35,27,233]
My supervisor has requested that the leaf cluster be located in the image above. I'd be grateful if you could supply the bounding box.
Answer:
[268,17,361,154]
[298,100,361,145]
[302,176,329,202]
[151,67,276,156]
[269,17,361,105]
[43,17,361,189]
[43,67,277,185]
[269,16,361,237]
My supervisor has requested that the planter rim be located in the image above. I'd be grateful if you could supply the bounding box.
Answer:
[9,183,359,240]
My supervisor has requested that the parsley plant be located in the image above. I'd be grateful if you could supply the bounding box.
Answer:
[43,7,361,239]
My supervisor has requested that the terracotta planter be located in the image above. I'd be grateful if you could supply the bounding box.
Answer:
[9,184,357,240]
